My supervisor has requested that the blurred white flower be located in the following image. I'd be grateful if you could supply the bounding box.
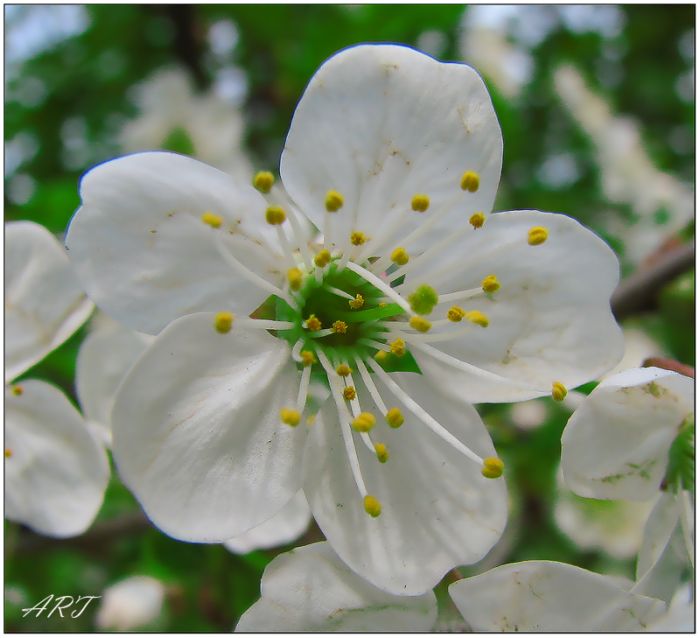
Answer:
[95,575,165,631]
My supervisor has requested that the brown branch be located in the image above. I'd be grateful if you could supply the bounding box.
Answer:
[643,357,695,378]
[611,242,694,321]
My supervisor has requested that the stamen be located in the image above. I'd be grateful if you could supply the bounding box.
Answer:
[280,408,301,427]
[287,267,303,291]
[409,316,432,332]
[353,357,388,415]
[481,456,505,479]
[291,338,304,362]
[551,381,568,402]
[352,412,376,433]
[373,350,389,363]
[300,350,317,366]
[11,386,23,397]
[447,306,465,322]
[332,320,348,334]
[411,194,430,212]
[368,358,484,466]
[385,407,404,429]
[4,448,12,458]
[238,318,296,331]
[265,206,287,226]
[336,363,352,377]
[465,310,489,327]
[343,386,357,401]
[275,225,299,270]
[314,249,332,268]
[461,170,480,192]
[438,286,483,304]
[528,226,549,246]
[348,294,365,310]
[374,443,389,463]
[297,365,312,412]
[324,284,353,300]
[344,261,413,314]
[364,495,382,517]
[390,246,410,266]
[325,190,344,212]
[469,211,485,228]
[201,211,223,228]
[390,338,406,357]
[214,311,234,333]
[253,171,275,194]
[305,315,322,331]
[350,231,368,246]
[482,274,501,293]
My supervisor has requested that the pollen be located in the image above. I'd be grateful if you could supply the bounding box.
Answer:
[385,407,404,429]
[11,385,23,397]
[201,211,223,228]
[469,211,486,228]
[411,193,430,212]
[352,412,376,433]
[447,306,466,322]
[482,456,505,479]
[482,274,501,293]
[408,284,439,315]
[390,338,406,357]
[280,408,301,427]
[350,231,368,246]
[265,206,286,225]
[325,189,344,212]
[461,170,480,192]
[374,350,389,364]
[305,315,322,331]
[528,226,549,246]
[374,443,389,463]
[314,249,332,268]
[336,363,352,377]
[465,310,489,327]
[287,267,303,291]
[214,311,234,333]
[343,386,357,401]
[349,294,364,310]
[332,320,348,334]
[364,495,382,518]
[253,171,275,193]
[390,246,409,266]
[4,448,12,458]
[300,350,317,366]
[409,315,432,333]
[551,381,568,402]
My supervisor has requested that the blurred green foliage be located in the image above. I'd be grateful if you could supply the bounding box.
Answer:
[5,4,694,631]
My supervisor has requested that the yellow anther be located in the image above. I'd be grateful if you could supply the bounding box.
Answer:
[325,189,344,212]
[350,231,368,246]
[352,412,376,433]
[201,211,223,228]
[411,193,430,212]
[336,363,352,377]
[364,495,382,518]
[469,211,486,228]
[390,246,409,266]
[280,408,301,427]
[374,443,389,463]
[332,320,348,334]
[314,249,332,268]
[390,338,406,357]
[481,274,501,293]
[447,306,466,322]
[253,171,275,193]
[265,206,287,225]
[11,385,23,397]
[343,386,357,401]
[287,267,303,291]
[385,407,404,429]
[305,315,322,331]
[528,226,549,246]
[552,381,568,402]
[482,456,505,479]
[300,350,317,366]
[348,294,365,310]
[409,315,432,333]
[374,350,389,364]
[465,310,489,328]
[378,302,387,308]
[4,448,12,458]
[461,170,480,192]
[214,311,234,333]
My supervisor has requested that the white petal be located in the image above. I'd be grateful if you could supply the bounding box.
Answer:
[561,367,693,500]
[407,210,623,402]
[449,560,666,632]
[224,491,312,554]
[6,221,94,380]
[111,313,307,541]
[5,380,109,537]
[66,152,284,335]
[76,316,153,446]
[235,542,437,632]
[646,585,695,632]
[96,575,165,631]
[303,372,506,595]
[281,44,502,253]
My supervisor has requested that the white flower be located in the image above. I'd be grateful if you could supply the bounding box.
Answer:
[66,44,622,593]
[235,542,437,632]
[449,560,667,632]
[95,575,165,631]
[5,221,109,537]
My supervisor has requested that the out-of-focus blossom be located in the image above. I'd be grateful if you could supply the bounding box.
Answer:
[95,575,165,631]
